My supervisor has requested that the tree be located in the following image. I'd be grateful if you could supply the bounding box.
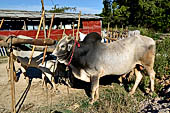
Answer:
[102,0,170,32]
[101,0,113,28]
[47,5,76,13]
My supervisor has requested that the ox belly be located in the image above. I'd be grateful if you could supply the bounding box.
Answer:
[71,65,91,82]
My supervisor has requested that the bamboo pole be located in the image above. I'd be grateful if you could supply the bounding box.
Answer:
[28,10,45,66]
[41,0,47,39]
[76,11,81,41]
[10,52,16,113]
[42,14,55,64]
[0,18,4,29]
[72,22,74,37]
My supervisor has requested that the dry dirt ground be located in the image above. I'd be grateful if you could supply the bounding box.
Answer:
[0,58,86,113]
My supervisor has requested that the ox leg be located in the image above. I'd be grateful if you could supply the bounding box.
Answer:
[129,68,143,95]
[90,75,100,104]
[42,74,48,90]
[51,77,60,93]
[90,70,103,104]
[145,67,155,93]
[141,44,156,93]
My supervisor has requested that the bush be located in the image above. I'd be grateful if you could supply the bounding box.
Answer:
[154,38,170,78]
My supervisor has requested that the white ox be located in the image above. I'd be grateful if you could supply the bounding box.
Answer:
[53,32,156,104]
[11,48,58,91]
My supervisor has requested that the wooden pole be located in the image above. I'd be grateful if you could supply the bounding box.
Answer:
[72,22,74,37]
[23,20,27,30]
[28,10,45,66]
[107,22,110,43]
[10,52,16,113]
[41,0,47,39]
[62,28,66,37]
[0,18,4,29]
[76,11,81,41]
[42,14,55,64]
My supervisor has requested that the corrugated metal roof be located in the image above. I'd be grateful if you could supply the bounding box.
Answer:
[0,9,102,19]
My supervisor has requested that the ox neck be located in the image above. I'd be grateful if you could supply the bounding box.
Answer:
[66,39,81,67]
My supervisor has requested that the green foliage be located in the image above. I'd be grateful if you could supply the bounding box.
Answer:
[102,0,170,32]
[154,38,170,78]
[47,5,76,13]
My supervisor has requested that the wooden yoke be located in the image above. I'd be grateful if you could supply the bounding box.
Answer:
[76,11,81,41]
[42,14,55,64]
[28,10,45,66]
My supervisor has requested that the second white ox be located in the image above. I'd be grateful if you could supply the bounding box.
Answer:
[11,46,58,91]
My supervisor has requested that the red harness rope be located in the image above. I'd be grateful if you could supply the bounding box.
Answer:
[67,39,80,66]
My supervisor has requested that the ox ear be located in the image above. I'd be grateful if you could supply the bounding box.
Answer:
[66,34,73,42]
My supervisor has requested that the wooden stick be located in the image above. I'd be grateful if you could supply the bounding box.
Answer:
[72,22,74,37]
[62,28,66,37]
[42,14,55,64]
[0,18,4,29]
[28,10,45,66]
[107,22,110,43]
[10,52,16,113]
[41,0,47,39]
[76,11,81,41]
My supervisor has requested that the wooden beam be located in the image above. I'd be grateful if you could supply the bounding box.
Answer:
[0,38,56,47]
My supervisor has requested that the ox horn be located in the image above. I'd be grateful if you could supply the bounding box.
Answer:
[66,34,73,42]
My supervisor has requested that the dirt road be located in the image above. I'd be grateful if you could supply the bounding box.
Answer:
[0,59,85,113]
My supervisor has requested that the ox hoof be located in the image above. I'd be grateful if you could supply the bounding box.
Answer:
[89,100,94,105]
[53,89,61,95]
[89,99,97,105]
[148,91,154,96]
[119,83,123,86]
[128,91,134,96]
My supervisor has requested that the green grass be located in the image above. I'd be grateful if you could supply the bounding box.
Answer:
[27,83,146,113]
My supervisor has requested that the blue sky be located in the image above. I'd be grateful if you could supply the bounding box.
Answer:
[0,0,103,14]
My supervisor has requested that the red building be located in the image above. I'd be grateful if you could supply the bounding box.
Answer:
[0,10,102,40]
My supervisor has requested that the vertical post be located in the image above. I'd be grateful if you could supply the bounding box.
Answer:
[0,18,4,29]
[42,14,55,64]
[23,20,27,30]
[107,22,110,43]
[115,25,118,39]
[72,22,74,37]
[41,0,46,39]
[10,51,16,113]
[60,22,62,29]
[76,11,81,41]
[28,10,45,66]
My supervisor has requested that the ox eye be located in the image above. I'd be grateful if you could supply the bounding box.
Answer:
[61,45,66,50]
